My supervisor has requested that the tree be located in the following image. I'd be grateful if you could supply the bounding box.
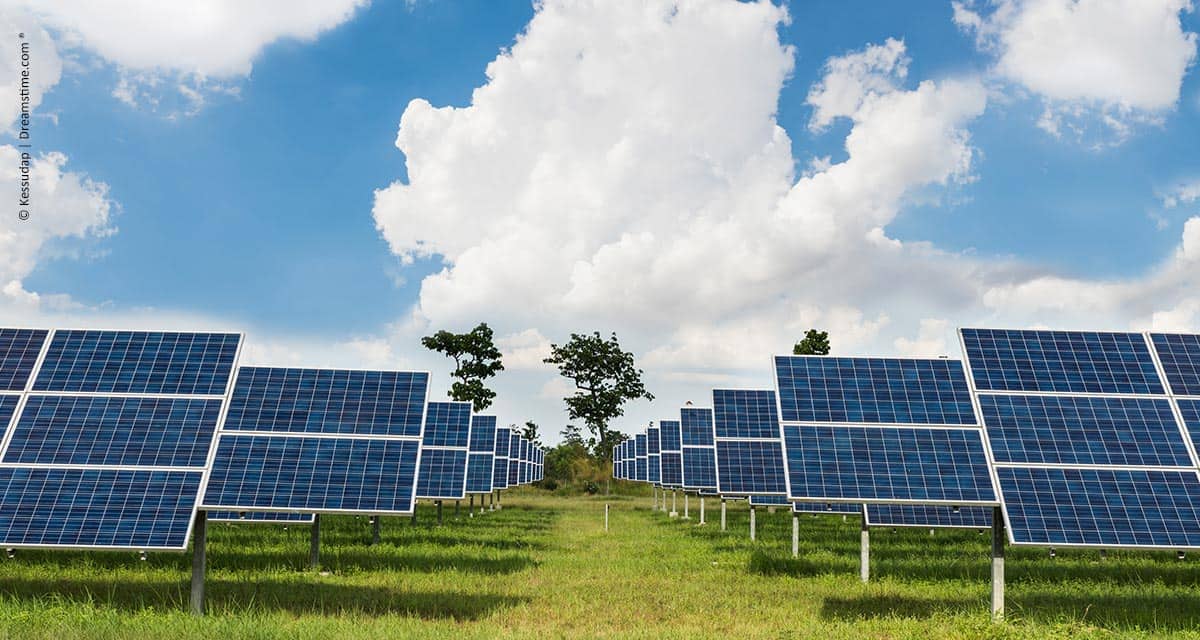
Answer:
[543,331,653,458]
[793,329,831,355]
[421,323,505,412]
[521,420,542,447]
[560,423,585,448]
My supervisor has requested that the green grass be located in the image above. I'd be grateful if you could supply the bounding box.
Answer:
[1,491,1199,638]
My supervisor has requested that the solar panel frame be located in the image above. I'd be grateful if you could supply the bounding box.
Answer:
[493,426,511,490]
[209,510,316,524]
[865,504,993,529]
[658,420,683,488]
[1151,332,1200,397]
[712,389,787,497]
[0,328,245,551]
[202,366,429,517]
[466,415,496,494]
[679,407,717,491]
[793,501,862,515]
[414,401,471,501]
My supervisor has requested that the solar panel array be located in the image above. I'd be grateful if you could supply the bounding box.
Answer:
[203,367,427,516]
[415,401,470,501]
[775,355,998,508]
[712,389,787,498]
[963,328,1200,549]
[0,328,241,550]
[466,415,498,494]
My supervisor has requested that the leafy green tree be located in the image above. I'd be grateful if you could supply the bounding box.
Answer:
[421,323,505,412]
[521,420,542,447]
[543,331,653,458]
[793,329,831,355]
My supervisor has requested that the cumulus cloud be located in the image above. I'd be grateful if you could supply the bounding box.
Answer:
[18,0,367,114]
[954,0,1198,143]
[1163,177,1200,208]
[0,9,61,132]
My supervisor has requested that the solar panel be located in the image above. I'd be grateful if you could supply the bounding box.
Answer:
[865,504,992,529]
[646,426,661,485]
[962,327,1200,549]
[679,408,717,491]
[415,401,471,500]
[775,356,976,425]
[507,434,520,486]
[712,389,786,497]
[659,420,683,488]
[493,427,511,489]
[0,328,47,391]
[466,415,496,494]
[961,328,1162,395]
[34,330,240,395]
[209,511,315,524]
[775,355,997,510]
[793,501,861,515]
[1151,333,1200,396]
[203,366,427,516]
[0,328,243,550]
[781,424,995,504]
[749,494,789,507]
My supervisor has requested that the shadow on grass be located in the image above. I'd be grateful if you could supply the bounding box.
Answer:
[209,548,536,575]
[0,575,528,619]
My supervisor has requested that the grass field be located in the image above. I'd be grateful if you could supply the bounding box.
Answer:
[1,490,1199,638]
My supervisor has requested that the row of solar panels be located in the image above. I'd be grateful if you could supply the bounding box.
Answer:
[614,329,1200,549]
[0,327,544,550]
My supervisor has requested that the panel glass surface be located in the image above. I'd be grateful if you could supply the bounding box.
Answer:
[225,368,427,437]
[0,394,20,432]
[647,427,660,455]
[208,511,315,524]
[961,328,1162,395]
[681,446,716,490]
[681,408,714,446]
[979,394,1190,466]
[660,451,683,487]
[635,434,647,457]
[998,467,1200,547]
[793,502,861,515]
[659,420,681,452]
[749,494,789,506]
[206,435,420,512]
[713,389,780,438]
[775,356,976,425]
[1152,333,1200,396]
[716,440,787,495]
[0,328,47,391]
[33,330,239,395]
[648,454,661,484]
[782,425,996,503]
[422,402,471,448]
[469,415,498,452]
[416,447,468,500]
[466,452,494,493]
[866,504,992,528]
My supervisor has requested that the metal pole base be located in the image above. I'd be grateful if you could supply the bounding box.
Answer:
[860,519,869,583]
[991,506,1005,621]
[792,515,799,558]
[683,493,690,520]
[310,514,321,570]
[750,507,757,541]
[190,510,207,616]
[437,501,444,526]
[669,490,678,518]
[720,499,727,531]
[372,516,381,545]
[698,497,706,525]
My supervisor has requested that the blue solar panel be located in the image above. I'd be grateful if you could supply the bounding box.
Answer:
[681,446,716,490]
[4,395,221,467]
[1151,333,1200,396]
[716,440,787,495]
[206,435,420,511]
[1175,400,1200,452]
[979,394,1190,466]
[866,504,992,529]
[794,502,861,515]
[635,434,647,457]
[782,424,995,503]
[209,511,315,524]
[961,328,1162,395]
[681,408,714,445]
[775,356,977,425]
[648,453,661,484]
[634,456,647,482]
[660,451,683,486]
[33,330,240,395]
[469,415,498,452]
[466,453,495,493]
[495,427,511,458]
[0,468,202,548]
[660,420,681,452]
[492,427,510,489]
[508,447,520,486]
[749,494,789,506]
[225,368,427,437]
[0,394,19,432]
[647,427,660,454]
[422,402,471,447]
[713,389,779,438]
[998,467,1200,547]
[0,328,47,391]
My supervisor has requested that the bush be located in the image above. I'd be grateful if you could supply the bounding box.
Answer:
[541,478,559,491]
[583,481,600,494]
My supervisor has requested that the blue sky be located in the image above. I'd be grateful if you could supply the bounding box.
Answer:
[4,1,1200,441]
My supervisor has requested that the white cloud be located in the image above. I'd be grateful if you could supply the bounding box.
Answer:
[955,0,1197,143]
[807,37,908,130]
[18,0,367,114]
[894,318,953,357]
[1163,178,1200,208]
[0,9,61,131]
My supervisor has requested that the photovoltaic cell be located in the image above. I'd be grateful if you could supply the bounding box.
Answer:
[207,435,420,512]
[681,446,716,490]
[647,427,661,455]
[224,368,427,437]
[209,511,314,524]
[1174,400,1200,454]
[660,451,683,487]
[0,468,202,548]
[781,424,995,504]
[4,395,222,467]
[715,441,787,495]
[33,330,240,395]
[775,356,977,425]
[866,504,992,529]
[660,420,681,452]
[998,467,1200,547]
[979,394,1190,467]
[647,426,661,484]
[713,389,779,438]
[466,453,494,493]
[0,395,19,432]
[470,415,498,452]
[0,328,47,391]
[493,427,511,489]
[635,434,647,458]
[961,328,1162,395]
[1151,333,1200,397]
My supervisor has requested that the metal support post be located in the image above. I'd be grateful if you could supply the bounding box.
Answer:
[991,506,1005,621]
[190,510,207,616]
